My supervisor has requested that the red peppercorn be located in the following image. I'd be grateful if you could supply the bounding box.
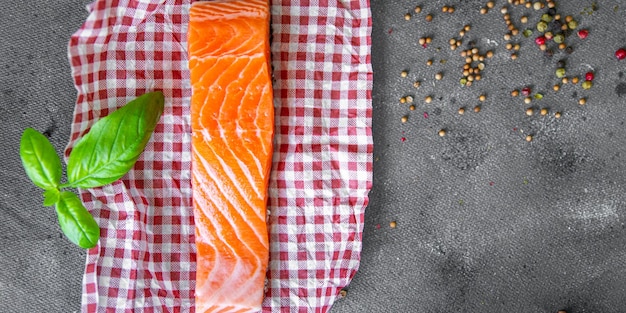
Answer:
[535,36,546,45]
[585,72,594,81]
[522,87,531,96]
[577,29,589,39]
[616,48,626,60]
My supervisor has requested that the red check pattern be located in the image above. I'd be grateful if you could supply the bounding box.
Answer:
[66,0,372,312]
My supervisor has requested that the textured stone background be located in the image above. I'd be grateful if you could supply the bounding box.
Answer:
[2,1,626,312]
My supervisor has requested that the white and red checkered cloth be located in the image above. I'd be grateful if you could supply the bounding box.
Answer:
[65,0,372,312]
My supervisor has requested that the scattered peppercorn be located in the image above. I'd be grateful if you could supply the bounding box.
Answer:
[438,129,447,137]
[540,108,548,116]
[409,105,415,111]
[544,32,553,40]
[426,14,433,22]
[579,98,586,105]
[404,13,411,21]
[582,81,593,89]
[523,29,533,37]
[340,289,348,298]
[615,48,626,60]
[568,20,578,30]
[401,70,408,78]
[474,105,481,113]
[571,76,579,84]
[487,1,495,8]
[435,72,443,80]
[413,81,421,88]
[480,7,488,14]
[541,14,553,23]
[553,84,560,91]
[562,77,569,84]
[555,111,562,118]
[524,97,532,104]
[425,96,432,103]
[479,94,486,102]
[553,34,565,44]
[535,36,546,45]
[537,21,548,33]
[585,72,594,81]
[526,135,533,142]
[522,87,531,96]
[520,16,528,23]
[526,108,534,115]
[556,68,566,78]
[401,116,408,123]
[390,221,397,228]
[458,107,465,114]
[533,1,543,10]
[577,29,589,39]
[406,96,414,103]
[511,89,520,97]
[511,53,518,60]
[415,6,422,13]
[426,59,433,66]
[544,49,554,57]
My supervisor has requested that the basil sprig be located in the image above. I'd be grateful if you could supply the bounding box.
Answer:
[19,91,165,248]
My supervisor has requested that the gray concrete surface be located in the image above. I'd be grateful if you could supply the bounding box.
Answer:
[1,1,626,312]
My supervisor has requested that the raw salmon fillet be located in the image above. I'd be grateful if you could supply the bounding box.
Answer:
[188,0,273,312]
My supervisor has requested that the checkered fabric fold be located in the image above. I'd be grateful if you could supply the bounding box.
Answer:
[66,0,372,311]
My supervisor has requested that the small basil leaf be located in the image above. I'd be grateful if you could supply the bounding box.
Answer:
[43,189,60,206]
[55,191,100,249]
[19,128,63,190]
[67,91,165,188]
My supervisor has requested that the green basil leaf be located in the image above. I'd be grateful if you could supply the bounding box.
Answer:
[19,128,63,190]
[43,188,60,206]
[55,191,100,249]
[67,91,165,188]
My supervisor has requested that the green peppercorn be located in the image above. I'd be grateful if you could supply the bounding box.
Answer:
[582,81,593,89]
[556,68,566,78]
[541,14,553,23]
[553,34,565,43]
[568,20,578,30]
[460,78,468,85]
[523,29,533,37]
[536,21,548,33]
